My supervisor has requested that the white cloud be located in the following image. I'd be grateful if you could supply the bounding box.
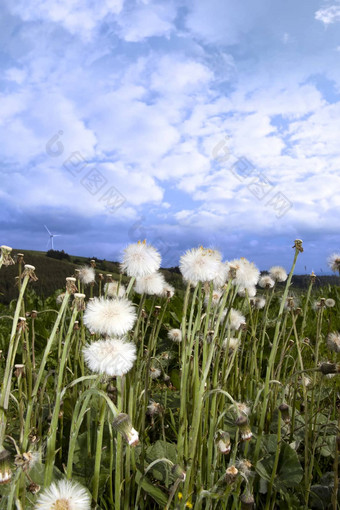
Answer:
[315,5,340,24]
[6,0,124,40]
[117,1,176,41]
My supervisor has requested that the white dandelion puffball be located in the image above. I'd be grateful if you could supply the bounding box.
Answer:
[83,297,136,337]
[327,332,340,353]
[325,298,335,308]
[161,283,175,298]
[78,266,95,285]
[120,241,161,278]
[228,258,260,288]
[179,247,222,284]
[225,308,246,331]
[104,281,126,298]
[258,275,275,289]
[327,253,340,273]
[168,328,182,343]
[250,297,266,310]
[35,479,91,510]
[83,338,137,376]
[238,286,257,298]
[222,337,240,352]
[134,272,166,296]
[212,262,229,289]
[269,266,287,282]
[205,289,223,307]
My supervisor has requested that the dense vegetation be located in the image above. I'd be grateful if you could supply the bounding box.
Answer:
[0,243,339,509]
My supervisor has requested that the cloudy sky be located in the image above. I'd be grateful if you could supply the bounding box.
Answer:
[1,0,340,273]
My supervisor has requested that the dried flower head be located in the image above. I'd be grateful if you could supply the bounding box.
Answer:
[0,245,14,266]
[327,332,340,353]
[78,266,95,285]
[235,415,252,441]
[216,431,231,454]
[236,459,252,477]
[22,264,38,282]
[269,265,287,282]
[179,247,222,284]
[14,451,40,472]
[83,296,136,337]
[83,338,137,377]
[35,479,91,509]
[134,272,166,296]
[120,240,161,278]
[238,286,256,298]
[161,283,175,298]
[150,367,161,379]
[65,277,78,294]
[225,465,238,484]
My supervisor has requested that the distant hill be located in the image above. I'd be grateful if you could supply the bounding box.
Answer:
[0,249,339,304]
[0,249,185,304]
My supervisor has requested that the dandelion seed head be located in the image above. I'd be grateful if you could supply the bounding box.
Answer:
[204,289,222,307]
[120,241,161,278]
[327,252,340,273]
[269,266,287,282]
[83,338,137,377]
[325,298,335,308]
[83,296,136,337]
[225,308,246,331]
[34,479,91,510]
[179,247,222,284]
[222,337,240,353]
[238,285,257,298]
[258,275,275,289]
[327,332,340,353]
[228,258,260,288]
[104,281,126,298]
[134,272,166,296]
[150,367,161,379]
[250,297,266,309]
[168,329,182,343]
[161,283,175,298]
[212,262,229,289]
[78,266,95,285]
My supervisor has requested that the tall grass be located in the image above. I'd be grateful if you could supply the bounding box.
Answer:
[0,241,339,509]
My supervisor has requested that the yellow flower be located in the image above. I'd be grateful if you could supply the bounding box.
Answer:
[177,493,193,508]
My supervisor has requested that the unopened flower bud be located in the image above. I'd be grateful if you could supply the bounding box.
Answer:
[279,403,290,424]
[22,264,38,282]
[66,276,78,294]
[113,413,139,446]
[0,245,14,266]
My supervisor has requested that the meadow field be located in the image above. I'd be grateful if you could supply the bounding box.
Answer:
[0,241,339,510]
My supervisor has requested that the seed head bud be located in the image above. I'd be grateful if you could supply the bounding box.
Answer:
[154,305,161,316]
[90,259,96,268]
[30,310,38,319]
[106,273,113,282]
[216,431,231,454]
[98,273,104,280]
[279,403,290,424]
[235,415,252,441]
[17,317,27,332]
[310,271,316,283]
[0,449,12,485]
[319,362,339,375]
[73,321,80,331]
[171,464,186,481]
[17,253,25,264]
[113,413,139,446]
[240,491,255,510]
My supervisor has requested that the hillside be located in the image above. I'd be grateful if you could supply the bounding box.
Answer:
[0,249,185,304]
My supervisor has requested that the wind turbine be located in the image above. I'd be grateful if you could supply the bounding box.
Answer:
[44,225,61,250]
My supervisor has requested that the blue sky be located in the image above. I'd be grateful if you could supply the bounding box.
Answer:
[1,0,340,273]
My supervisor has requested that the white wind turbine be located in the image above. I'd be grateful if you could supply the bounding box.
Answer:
[44,225,61,250]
